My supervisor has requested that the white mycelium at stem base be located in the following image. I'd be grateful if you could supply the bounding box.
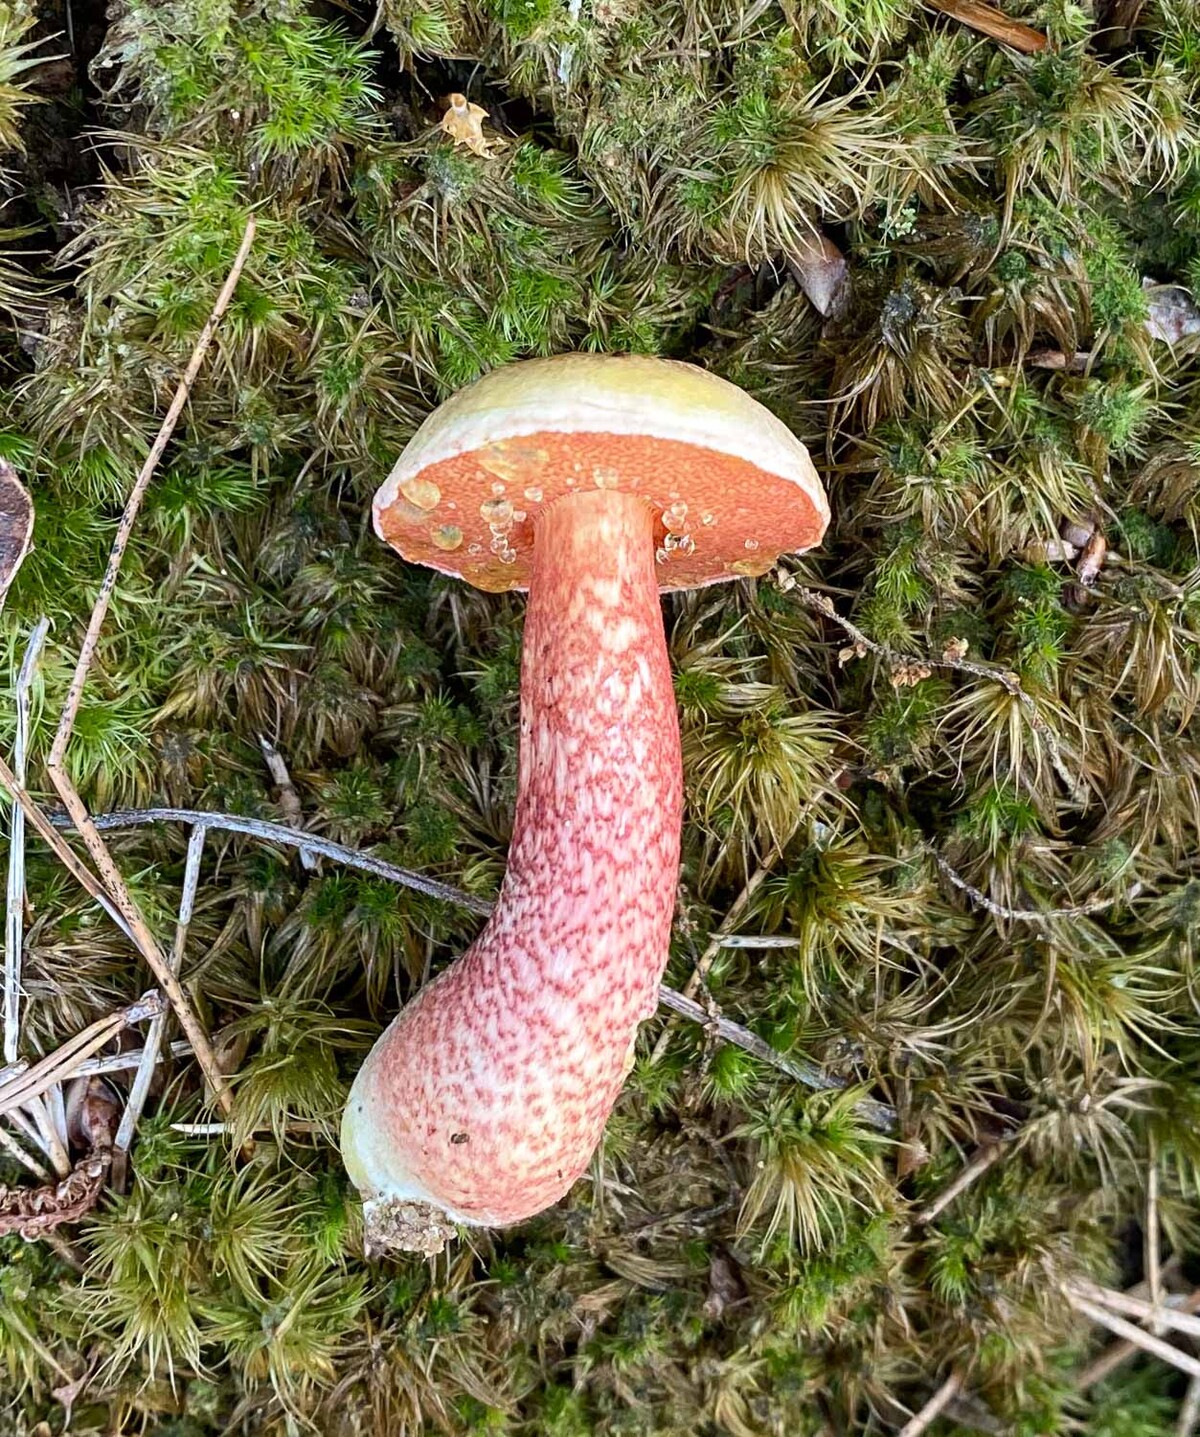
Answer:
[342,490,682,1253]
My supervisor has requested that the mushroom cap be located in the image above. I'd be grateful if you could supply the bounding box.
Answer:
[374,354,829,593]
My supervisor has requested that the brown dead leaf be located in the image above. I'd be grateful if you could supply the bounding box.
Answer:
[891,661,933,687]
[941,637,969,663]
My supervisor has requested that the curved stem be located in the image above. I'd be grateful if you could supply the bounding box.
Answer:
[343,491,683,1238]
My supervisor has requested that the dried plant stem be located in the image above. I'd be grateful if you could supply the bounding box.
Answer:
[45,215,255,1117]
[1068,1293,1200,1379]
[1178,1377,1200,1437]
[1147,1142,1165,1332]
[73,808,894,1121]
[1078,1290,1200,1388]
[657,984,896,1130]
[4,617,49,1065]
[259,735,316,870]
[1069,1281,1200,1341]
[898,1373,964,1437]
[75,808,493,914]
[934,852,1134,922]
[0,993,162,1117]
[913,1142,1006,1225]
[0,1122,50,1180]
[648,855,777,1064]
[112,823,206,1189]
[793,584,1088,807]
[0,1039,191,1088]
[924,0,1048,50]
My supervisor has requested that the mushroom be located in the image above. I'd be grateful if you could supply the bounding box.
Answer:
[341,353,829,1255]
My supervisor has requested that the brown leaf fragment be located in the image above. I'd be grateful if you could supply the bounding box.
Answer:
[0,460,33,605]
[787,231,850,318]
[925,0,1048,52]
[441,93,504,158]
[891,661,934,687]
[941,637,969,663]
[838,640,868,666]
[1077,531,1107,587]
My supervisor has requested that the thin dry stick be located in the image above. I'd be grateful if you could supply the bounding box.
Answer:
[913,1143,1006,1225]
[75,808,890,1117]
[1068,1294,1200,1379]
[0,754,133,939]
[4,618,49,1064]
[0,1038,191,1089]
[0,993,163,1116]
[259,735,316,870]
[934,853,1134,923]
[1078,1290,1200,1389]
[658,983,896,1130]
[897,1372,964,1437]
[1069,1281,1200,1341]
[648,856,778,1065]
[1147,1142,1165,1333]
[1178,1377,1200,1437]
[0,1122,50,1180]
[78,808,492,914]
[45,215,255,1117]
[111,824,206,1189]
[793,583,1089,808]
[924,0,1048,50]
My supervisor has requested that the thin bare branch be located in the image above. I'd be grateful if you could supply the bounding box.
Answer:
[0,993,162,1117]
[913,1143,1006,1225]
[649,855,778,1064]
[1078,1291,1200,1388]
[1068,1293,1200,1379]
[1178,1377,1200,1437]
[71,808,897,1124]
[259,735,316,870]
[0,1122,50,1180]
[791,581,1089,807]
[1148,1143,1165,1333]
[934,853,1133,923]
[898,1373,964,1437]
[5,619,50,1063]
[112,824,205,1188]
[1069,1281,1200,1341]
[45,216,255,1117]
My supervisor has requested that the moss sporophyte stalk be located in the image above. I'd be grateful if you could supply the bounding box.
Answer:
[1,0,1200,1429]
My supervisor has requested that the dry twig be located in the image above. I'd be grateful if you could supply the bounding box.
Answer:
[1068,1292,1200,1379]
[912,1143,1006,1225]
[897,1372,964,1436]
[71,808,896,1122]
[43,215,256,1116]
[791,582,1089,808]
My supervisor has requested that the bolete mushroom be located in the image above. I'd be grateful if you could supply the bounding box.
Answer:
[341,353,829,1254]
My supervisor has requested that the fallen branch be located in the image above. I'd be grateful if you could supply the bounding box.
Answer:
[1069,1280,1200,1341]
[1077,1290,1200,1388]
[934,853,1135,923]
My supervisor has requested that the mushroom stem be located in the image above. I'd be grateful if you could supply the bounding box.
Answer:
[342,490,682,1252]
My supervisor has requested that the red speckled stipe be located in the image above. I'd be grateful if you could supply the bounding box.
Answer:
[343,490,682,1229]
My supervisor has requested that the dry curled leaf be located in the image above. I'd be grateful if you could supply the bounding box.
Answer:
[0,1151,111,1240]
[441,93,504,158]
[941,637,970,663]
[1078,531,1107,587]
[838,640,868,666]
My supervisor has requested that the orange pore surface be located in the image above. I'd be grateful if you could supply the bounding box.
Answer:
[376,431,827,593]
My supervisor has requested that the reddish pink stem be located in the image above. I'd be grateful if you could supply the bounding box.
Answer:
[343,490,682,1241]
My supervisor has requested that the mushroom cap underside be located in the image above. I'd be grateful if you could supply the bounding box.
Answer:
[374,354,829,593]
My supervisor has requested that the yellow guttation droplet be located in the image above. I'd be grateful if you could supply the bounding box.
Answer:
[432,525,464,551]
[399,476,441,512]
[477,441,548,483]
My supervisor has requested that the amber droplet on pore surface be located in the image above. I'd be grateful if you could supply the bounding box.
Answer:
[343,354,828,1255]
